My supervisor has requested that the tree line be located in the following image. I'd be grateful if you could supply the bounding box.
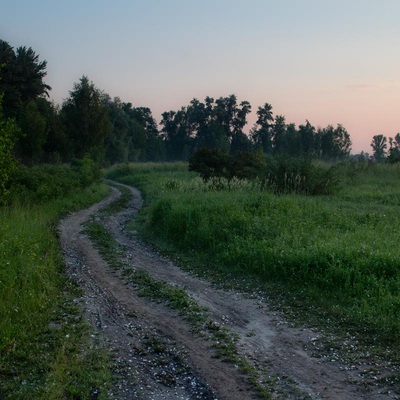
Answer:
[1,38,398,180]
[370,133,400,163]
[0,39,352,169]
[0,39,166,166]
[161,96,352,161]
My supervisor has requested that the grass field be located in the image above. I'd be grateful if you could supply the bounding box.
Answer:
[0,183,112,399]
[107,161,400,346]
[3,160,398,397]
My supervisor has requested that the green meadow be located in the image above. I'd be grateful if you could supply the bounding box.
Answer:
[108,161,400,345]
[0,166,111,399]
[2,160,399,398]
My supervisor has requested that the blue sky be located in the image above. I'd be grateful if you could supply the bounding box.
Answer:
[2,0,400,152]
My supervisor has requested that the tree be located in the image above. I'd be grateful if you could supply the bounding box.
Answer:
[272,114,286,154]
[283,123,301,157]
[0,95,19,200]
[145,132,166,162]
[251,103,274,154]
[230,131,253,154]
[298,120,316,156]
[388,133,400,163]
[233,100,251,135]
[186,97,231,151]
[0,40,18,116]
[371,134,387,161]
[61,76,111,162]
[14,46,51,103]
[128,105,165,161]
[39,98,69,163]
[255,102,274,128]
[16,99,47,165]
[213,95,251,141]
[161,108,192,160]
[214,95,239,139]
[320,124,352,160]
[186,97,213,148]
[129,106,159,136]
[0,40,51,117]
[121,102,148,161]
[103,96,130,165]
[161,95,251,159]
[0,41,55,165]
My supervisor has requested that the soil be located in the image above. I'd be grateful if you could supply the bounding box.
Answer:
[59,182,400,399]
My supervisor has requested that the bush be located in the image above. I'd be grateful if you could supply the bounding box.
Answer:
[189,150,339,195]
[230,150,266,180]
[9,164,79,203]
[105,163,134,180]
[8,157,102,204]
[72,154,102,187]
[263,156,339,195]
[189,148,266,184]
[188,148,231,182]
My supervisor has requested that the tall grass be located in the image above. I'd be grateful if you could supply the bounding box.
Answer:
[1,207,59,347]
[0,184,111,399]
[107,162,400,344]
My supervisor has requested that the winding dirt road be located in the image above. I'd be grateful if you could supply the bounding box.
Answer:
[59,182,399,399]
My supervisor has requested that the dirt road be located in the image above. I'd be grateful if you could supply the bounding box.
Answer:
[59,182,399,399]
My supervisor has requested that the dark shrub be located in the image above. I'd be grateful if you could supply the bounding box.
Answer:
[263,156,339,195]
[230,150,266,180]
[8,156,102,204]
[188,148,231,182]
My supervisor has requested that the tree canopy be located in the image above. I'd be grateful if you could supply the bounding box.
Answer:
[161,98,352,161]
[0,40,50,117]
[7,37,400,177]
[61,76,111,162]
[371,134,387,161]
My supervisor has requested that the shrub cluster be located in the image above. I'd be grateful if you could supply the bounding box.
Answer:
[189,148,265,181]
[189,149,339,195]
[8,155,102,204]
[263,156,339,195]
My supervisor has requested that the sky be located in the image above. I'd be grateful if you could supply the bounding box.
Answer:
[1,0,400,153]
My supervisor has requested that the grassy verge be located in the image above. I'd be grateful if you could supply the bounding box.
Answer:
[106,162,400,355]
[0,183,112,399]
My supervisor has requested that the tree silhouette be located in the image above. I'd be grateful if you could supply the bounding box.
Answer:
[0,40,51,117]
[371,134,387,161]
[61,76,110,162]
